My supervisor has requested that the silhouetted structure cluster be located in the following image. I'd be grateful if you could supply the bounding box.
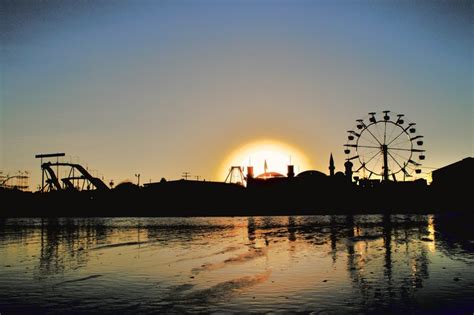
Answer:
[0,156,472,217]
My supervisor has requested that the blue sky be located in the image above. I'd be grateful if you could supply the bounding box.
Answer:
[1,0,472,188]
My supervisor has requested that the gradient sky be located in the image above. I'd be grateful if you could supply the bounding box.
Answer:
[1,0,472,189]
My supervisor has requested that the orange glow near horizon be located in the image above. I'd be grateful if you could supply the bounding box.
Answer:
[218,139,312,180]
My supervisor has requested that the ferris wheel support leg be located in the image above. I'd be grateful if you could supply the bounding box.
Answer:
[382,145,389,182]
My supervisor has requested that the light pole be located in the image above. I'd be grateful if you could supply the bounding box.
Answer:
[135,173,140,187]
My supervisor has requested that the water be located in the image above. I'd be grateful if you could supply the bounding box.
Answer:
[0,215,473,314]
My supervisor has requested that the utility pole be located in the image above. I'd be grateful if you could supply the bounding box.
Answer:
[182,172,190,180]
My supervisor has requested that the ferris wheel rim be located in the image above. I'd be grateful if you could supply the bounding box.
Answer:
[344,111,425,180]
[355,120,413,176]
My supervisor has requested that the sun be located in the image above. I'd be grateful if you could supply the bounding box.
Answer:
[219,139,312,180]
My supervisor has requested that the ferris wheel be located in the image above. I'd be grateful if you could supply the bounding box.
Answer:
[344,111,425,181]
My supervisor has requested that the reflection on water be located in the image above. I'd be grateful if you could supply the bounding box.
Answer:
[0,215,473,313]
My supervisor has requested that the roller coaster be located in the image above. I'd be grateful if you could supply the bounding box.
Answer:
[0,171,29,191]
[36,153,109,192]
[40,162,109,192]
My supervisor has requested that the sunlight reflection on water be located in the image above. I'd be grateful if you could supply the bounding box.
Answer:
[0,215,473,314]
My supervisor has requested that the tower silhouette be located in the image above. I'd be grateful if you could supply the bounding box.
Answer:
[329,153,335,176]
[344,160,353,181]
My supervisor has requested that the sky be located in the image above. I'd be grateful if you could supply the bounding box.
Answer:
[1,0,472,189]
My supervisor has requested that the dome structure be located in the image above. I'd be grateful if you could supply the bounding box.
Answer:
[256,171,285,179]
[296,170,327,178]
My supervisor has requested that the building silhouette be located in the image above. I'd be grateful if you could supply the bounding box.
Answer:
[431,157,473,187]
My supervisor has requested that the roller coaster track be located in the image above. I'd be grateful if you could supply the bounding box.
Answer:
[42,162,109,191]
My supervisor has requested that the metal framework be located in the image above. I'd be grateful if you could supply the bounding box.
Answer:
[344,111,425,181]
[35,153,65,191]
[225,166,246,186]
[0,171,29,190]
[40,162,109,192]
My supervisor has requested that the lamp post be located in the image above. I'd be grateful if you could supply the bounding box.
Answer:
[135,173,140,187]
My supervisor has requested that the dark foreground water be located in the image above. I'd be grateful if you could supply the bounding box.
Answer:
[0,215,473,314]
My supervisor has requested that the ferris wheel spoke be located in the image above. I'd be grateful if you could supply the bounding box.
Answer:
[359,133,380,146]
[387,124,414,146]
[391,140,410,149]
[362,149,382,166]
[390,132,408,147]
[387,151,406,174]
[374,122,384,144]
[391,135,411,148]
[355,164,364,172]
[389,147,425,152]
[356,145,381,150]
[363,149,383,160]
[387,152,403,171]
[356,151,381,173]
[371,151,384,175]
[358,128,381,146]
[386,122,398,144]
[390,149,411,161]
[365,128,383,146]
[388,147,412,152]
[386,131,405,146]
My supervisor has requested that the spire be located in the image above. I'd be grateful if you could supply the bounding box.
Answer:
[329,153,335,176]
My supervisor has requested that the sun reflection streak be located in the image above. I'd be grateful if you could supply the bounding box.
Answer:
[427,215,436,252]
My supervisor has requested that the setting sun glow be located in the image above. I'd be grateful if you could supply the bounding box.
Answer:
[219,140,312,180]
